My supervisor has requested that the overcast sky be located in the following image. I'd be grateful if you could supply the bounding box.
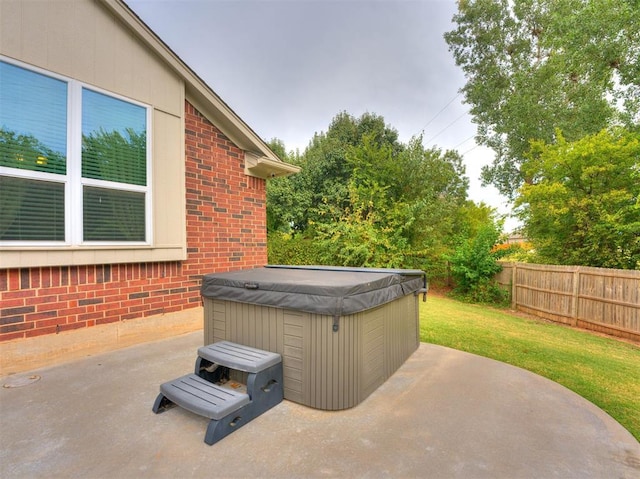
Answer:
[125,0,517,230]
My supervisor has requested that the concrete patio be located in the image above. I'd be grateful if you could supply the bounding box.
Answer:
[1,331,639,478]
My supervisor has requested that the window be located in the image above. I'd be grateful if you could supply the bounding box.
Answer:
[0,58,151,245]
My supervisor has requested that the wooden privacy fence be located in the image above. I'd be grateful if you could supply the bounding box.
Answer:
[495,262,640,342]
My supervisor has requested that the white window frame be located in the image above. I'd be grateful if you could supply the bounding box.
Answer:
[0,56,153,247]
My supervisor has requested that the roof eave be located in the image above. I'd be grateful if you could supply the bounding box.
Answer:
[245,152,301,179]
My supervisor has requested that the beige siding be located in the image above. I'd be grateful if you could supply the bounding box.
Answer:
[1,0,183,115]
[0,0,186,267]
[203,295,419,410]
[152,110,185,247]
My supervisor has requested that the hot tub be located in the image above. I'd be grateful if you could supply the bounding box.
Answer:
[200,265,427,410]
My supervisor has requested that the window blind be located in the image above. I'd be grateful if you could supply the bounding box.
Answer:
[0,61,67,175]
[83,186,145,241]
[81,88,146,186]
[0,176,65,241]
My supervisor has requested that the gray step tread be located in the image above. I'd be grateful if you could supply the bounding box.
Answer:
[197,341,281,373]
[160,374,250,420]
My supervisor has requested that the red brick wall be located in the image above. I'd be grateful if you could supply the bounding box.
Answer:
[0,101,267,342]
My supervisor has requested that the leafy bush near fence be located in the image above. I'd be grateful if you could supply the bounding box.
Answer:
[447,223,510,304]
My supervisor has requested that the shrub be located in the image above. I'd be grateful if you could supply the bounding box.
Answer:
[267,232,325,265]
[448,223,508,304]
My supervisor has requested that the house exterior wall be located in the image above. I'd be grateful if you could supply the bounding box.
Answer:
[0,0,187,268]
[0,101,268,374]
[183,101,267,275]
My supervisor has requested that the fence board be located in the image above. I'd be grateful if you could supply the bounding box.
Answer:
[497,263,640,341]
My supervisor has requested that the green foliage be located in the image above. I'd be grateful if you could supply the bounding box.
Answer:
[397,138,469,252]
[265,111,500,284]
[448,220,508,303]
[444,0,640,198]
[267,232,325,265]
[266,140,308,233]
[517,128,640,269]
[455,200,500,243]
[303,111,402,230]
[266,113,400,234]
[304,133,414,267]
[445,0,640,269]
[315,180,415,268]
[499,242,537,263]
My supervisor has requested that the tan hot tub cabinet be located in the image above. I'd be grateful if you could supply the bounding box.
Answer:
[200,265,428,410]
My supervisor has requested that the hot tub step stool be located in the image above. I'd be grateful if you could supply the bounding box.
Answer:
[152,341,283,445]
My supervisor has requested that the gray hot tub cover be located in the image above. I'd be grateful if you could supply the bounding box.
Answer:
[200,265,427,318]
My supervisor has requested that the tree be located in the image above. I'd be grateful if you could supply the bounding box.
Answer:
[266,112,403,233]
[396,138,469,252]
[313,134,414,267]
[265,139,308,233]
[516,128,640,269]
[287,111,402,232]
[444,0,640,199]
[313,132,470,271]
[266,111,487,285]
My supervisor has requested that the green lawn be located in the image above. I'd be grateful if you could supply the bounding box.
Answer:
[420,294,640,442]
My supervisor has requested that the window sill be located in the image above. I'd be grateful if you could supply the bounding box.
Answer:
[0,245,187,269]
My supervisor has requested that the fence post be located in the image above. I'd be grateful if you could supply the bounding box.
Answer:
[511,262,517,310]
[570,267,580,326]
